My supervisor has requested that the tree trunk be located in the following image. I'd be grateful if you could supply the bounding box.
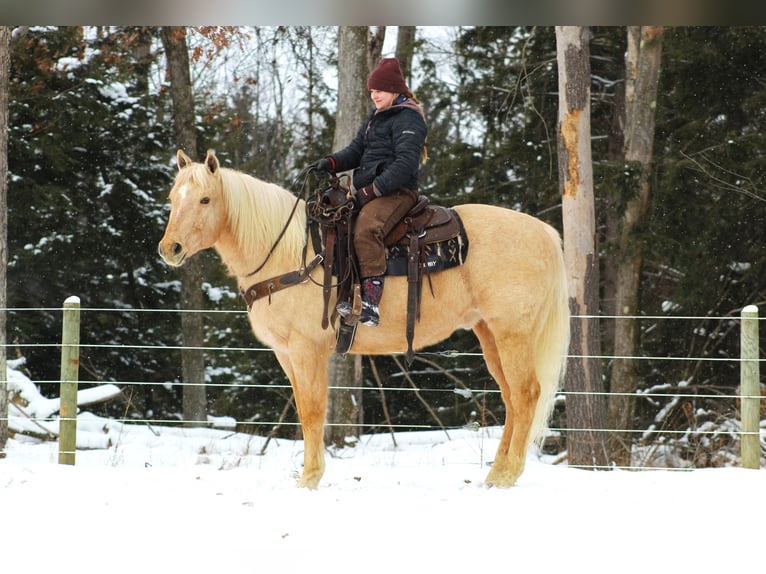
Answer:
[600,51,627,355]
[607,26,664,466]
[0,26,10,453]
[394,26,417,95]
[395,26,416,82]
[160,26,207,426]
[367,27,385,72]
[555,26,609,469]
[324,26,371,447]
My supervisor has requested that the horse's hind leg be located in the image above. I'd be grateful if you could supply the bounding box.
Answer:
[473,322,513,477]
[474,321,540,487]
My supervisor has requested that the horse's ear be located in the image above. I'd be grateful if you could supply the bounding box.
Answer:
[176,149,193,170]
[205,149,219,174]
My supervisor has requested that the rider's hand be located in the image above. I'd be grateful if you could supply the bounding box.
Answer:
[310,157,334,175]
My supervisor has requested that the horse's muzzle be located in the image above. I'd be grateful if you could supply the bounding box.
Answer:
[158,240,186,267]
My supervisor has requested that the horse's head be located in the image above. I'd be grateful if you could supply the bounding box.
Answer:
[158,149,226,267]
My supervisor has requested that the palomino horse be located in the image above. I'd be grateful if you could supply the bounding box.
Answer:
[158,149,570,489]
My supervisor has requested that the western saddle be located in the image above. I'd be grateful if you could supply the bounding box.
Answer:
[306,177,468,365]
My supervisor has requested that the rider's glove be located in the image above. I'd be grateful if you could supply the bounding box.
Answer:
[356,184,379,207]
[310,157,334,175]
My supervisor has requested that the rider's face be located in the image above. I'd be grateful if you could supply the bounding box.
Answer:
[370,90,397,110]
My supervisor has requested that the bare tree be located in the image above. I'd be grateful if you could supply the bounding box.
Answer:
[0,26,10,453]
[160,26,207,426]
[555,26,608,469]
[324,25,421,447]
[395,26,416,82]
[367,26,385,71]
[607,26,664,465]
[325,26,370,447]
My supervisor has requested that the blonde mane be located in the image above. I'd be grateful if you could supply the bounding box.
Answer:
[187,164,307,266]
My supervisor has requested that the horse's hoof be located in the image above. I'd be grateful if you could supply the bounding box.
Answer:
[296,475,321,490]
[485,472,518,488]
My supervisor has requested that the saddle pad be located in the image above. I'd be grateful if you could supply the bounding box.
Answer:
[385,212,469,277]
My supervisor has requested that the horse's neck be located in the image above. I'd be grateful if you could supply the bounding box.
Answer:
[213,220,307,286]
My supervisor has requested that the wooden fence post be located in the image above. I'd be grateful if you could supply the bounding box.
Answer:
[740,304,760,469]
[58,296,80,465]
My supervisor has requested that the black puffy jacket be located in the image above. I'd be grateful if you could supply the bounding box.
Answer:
[329,99,427,196]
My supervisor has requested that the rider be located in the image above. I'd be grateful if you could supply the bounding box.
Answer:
[311,57,428,327]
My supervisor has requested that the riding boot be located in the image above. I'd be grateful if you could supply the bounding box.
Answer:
[360,276,383,327]
[336,276,383,327]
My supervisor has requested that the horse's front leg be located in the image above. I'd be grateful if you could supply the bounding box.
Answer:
[273,347,331,489]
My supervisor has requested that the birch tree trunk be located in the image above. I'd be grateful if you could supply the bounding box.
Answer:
[607,26,664,465]
[325,26,371,447]
[160,26,207,426]
[555,26,609,469]
[0,26,10,453]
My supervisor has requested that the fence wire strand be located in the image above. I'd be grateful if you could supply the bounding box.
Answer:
[2,306,763,465]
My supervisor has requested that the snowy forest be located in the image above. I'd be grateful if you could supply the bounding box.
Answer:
[1,26,765,468]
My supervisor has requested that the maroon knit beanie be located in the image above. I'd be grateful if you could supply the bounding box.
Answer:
[367,58,409,94]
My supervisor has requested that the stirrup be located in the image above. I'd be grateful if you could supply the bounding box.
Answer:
[336,300,354,319]
[336,300,379,327]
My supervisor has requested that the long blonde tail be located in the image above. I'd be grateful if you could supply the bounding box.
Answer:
[530,225,570,446]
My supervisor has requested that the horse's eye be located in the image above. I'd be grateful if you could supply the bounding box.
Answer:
[200,197,210,205]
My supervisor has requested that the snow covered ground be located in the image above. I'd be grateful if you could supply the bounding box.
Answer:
[2,363,764,574]
[4,423,764,573]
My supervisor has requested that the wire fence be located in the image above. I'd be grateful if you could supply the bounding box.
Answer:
[2,304,764,469]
